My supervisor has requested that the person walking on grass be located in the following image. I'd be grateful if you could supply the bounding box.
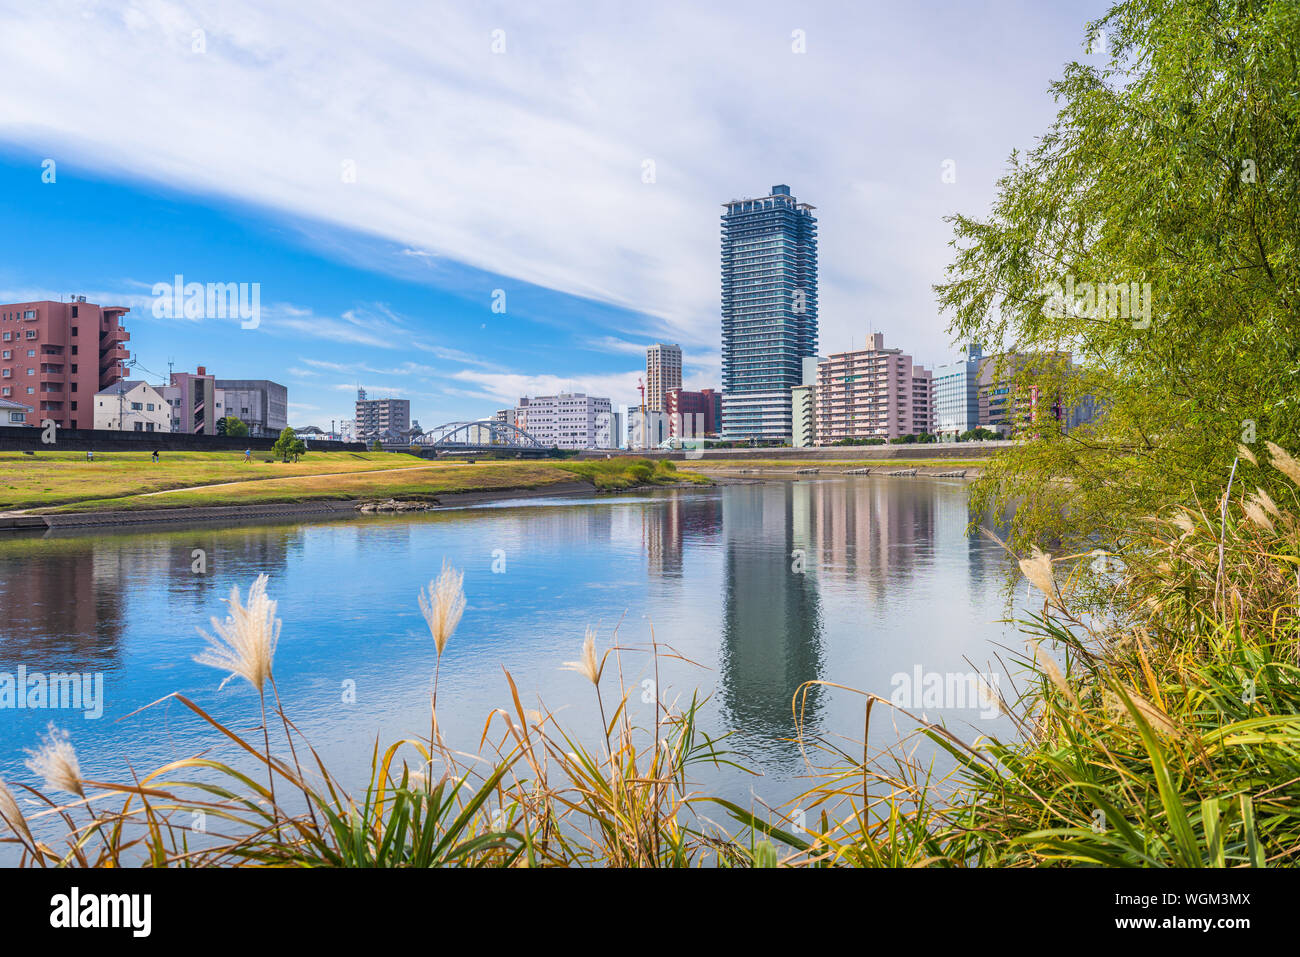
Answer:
[151,449,159,464]
[86,449,93,462]
[244,448,252,464]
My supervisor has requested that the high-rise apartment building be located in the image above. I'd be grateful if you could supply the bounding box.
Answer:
[933,344,984,440]
[815,334,932,443]
[0,298,130,429]
[516,393,611,449]
[645,343,682,413]
[720,184,818,441]
[354,388,411,442]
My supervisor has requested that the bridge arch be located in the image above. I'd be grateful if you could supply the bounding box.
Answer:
[410,420,549,451]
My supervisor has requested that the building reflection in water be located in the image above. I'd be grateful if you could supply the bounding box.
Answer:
[0,520,304,673]
[807,478,939,598]
[0,536,128,670]
[718,482,826,764]
[641,488,724,579]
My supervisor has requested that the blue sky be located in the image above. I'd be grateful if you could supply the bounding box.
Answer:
[0,0,1112,427]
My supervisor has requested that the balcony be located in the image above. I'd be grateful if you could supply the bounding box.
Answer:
[100,326,130,345]
[100,345,128,369]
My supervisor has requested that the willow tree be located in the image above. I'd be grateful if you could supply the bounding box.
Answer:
[937,0,1300,553]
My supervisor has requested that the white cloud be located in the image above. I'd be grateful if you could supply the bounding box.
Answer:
[452,369,644,407]
[0,0,1108,365]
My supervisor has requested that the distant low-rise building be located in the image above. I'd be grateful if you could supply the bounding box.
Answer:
[0,395,33,426]
[355,388,410,443]
[665,388,722,439]
[627,408,670,449]
[215,378,288,437]
[977,351,1091,436]
[516,393,611,449]
[594,410,622,449]
[94,380,170,433]
[162,366,217,434]
[790,357,824,448]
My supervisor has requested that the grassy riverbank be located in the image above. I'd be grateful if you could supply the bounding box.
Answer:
[0,451,700,513]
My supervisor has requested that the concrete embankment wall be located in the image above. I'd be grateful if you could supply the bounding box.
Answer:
[0,425,366,453]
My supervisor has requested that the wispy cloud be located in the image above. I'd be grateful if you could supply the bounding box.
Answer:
[452,369,643,407]
[0,0,1107,366]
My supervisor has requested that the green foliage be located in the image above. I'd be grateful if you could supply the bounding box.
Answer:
[934,0,1300,553]
[217,416,249,438]
[557,457,706,490]
[958,427,1000,442]
[272,427,307,462]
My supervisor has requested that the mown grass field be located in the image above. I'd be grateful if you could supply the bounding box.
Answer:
[0,450,704,512]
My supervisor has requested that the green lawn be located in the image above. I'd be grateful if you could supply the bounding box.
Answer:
[0,450,430,511]
[0,450,709,512]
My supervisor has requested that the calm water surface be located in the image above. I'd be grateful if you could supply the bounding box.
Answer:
[0,476,1026,852]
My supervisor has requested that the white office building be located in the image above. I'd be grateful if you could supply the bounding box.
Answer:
[515,393,612,449]
[626,408,670,449]
[933,343,984,441]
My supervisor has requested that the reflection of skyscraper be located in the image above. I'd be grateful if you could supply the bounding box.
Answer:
[718,482,825,761]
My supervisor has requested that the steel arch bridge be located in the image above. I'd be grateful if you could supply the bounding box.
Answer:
[411,420,550,454]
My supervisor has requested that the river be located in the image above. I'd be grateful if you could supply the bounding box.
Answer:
[0,475,1027,855]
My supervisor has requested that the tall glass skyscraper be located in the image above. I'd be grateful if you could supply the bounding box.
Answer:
[720,184,819,440]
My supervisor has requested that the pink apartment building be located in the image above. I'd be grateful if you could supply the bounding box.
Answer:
[0,298,130,429]
[163,365,218,434]
[815,333,933,443]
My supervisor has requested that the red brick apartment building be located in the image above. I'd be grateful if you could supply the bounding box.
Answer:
[0,299,130,429]
[666,387,722,437]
